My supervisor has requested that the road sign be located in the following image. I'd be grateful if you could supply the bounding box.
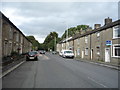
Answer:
[106,40,112,46]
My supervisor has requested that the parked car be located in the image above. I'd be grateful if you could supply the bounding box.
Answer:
[39,50,45,54]
[52,51,57,54]
[59,51,62,56]
[26,51,39,61]
[60,50,74,58]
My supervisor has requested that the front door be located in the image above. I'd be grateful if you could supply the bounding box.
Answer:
[82,51,84,59]
[91,49,93,60]
[105,48,110,62]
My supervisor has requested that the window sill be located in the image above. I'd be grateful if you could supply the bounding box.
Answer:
[112,37,120,40]
[112,56,120,58]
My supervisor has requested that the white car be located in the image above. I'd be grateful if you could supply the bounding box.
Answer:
[60,50,74,58]
[59,51,62,56]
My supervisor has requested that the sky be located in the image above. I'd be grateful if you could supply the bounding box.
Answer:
[1,1,119,43]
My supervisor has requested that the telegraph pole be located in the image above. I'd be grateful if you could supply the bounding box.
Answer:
[65,21,68,50]
[54,36,56,51]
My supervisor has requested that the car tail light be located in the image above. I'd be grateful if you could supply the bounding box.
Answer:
[34,54,38,56]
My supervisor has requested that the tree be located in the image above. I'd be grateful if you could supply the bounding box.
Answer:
[26,36,40,50]
[61,25,90,40]
[42,32,59,51]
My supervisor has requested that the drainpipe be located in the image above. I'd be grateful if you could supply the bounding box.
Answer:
[73,39,75,54]
[90,34,91,60]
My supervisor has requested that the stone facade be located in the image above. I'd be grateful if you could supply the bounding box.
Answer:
[0,12,2,67]
[1,12,32,58]
[57,18,120,64]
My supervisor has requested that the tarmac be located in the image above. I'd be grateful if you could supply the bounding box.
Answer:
[0,56,119,78]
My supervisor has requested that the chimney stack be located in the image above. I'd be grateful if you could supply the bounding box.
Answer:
[94,24,101,29]
[105,17,112,25]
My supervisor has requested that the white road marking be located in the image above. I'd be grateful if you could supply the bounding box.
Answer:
[0,61,25,78]
[38,54,42,56]
[43,55,49,60]
[88,77,108,88]
[38,54,50,60]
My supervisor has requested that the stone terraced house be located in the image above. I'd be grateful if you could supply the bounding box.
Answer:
[57,17,120,64]
[0,12,32,58]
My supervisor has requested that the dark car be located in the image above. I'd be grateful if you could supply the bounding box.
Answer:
[26,51,38,61]
[39,50,45,54]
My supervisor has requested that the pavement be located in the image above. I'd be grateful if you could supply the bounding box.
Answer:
[75,58,119,70]
[2,53,119,88]
[1,57,25,78]
[1,61,25,78]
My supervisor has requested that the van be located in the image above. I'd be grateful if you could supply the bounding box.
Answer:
[60,50,74,58]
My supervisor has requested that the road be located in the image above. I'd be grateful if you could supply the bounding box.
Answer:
[2,53,118,88]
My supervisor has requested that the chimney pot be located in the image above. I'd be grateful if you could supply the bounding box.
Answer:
[94,24,101,29]
[105,17,112,25]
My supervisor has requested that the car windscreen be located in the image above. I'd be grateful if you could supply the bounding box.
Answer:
[29,52,37,55]
[64,51,73,53]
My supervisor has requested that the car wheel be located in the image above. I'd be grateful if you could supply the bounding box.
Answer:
[35,57,38,61]
[63,55,66,58]
[26,57,29,61]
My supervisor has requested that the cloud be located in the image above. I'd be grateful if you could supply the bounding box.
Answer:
[1,2,118,43]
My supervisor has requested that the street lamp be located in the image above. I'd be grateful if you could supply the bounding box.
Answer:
[61,20,69,50]
[54,36,56,51]
[57,16,69,50]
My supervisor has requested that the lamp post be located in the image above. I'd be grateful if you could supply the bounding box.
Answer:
[54,36,56,51]
[61,20,68,50]
[65,21,69,50]
[58,16,69,50]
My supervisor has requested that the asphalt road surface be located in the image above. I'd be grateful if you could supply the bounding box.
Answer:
[2,53,118,88]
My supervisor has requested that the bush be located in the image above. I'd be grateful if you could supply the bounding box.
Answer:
[11,51,19,56]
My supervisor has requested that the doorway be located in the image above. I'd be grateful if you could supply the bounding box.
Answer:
[82,51,84,59]
[91,49,93,60]
[105,48,110,62]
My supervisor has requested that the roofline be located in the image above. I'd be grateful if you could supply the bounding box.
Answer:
[71,19,120,40]
[1,12,32,44]
[58,19,120,43]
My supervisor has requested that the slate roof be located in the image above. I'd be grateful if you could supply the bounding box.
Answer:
[58,19,120,44]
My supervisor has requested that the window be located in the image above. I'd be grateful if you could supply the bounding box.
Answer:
[96,32,100,37]
[16,33,19,42]
[96,32,100,41]
[21,36,23,43]
[9,27,13,39]
[77,38,80,45]
[96,45,100,55]
[85,48,88,55]
[9,42,12,55]
[113,45,120,57]
[62,43,63,48]
[77,48,80,55]
[96,45,100,49]
[97,50,100,55]
[85,36,88,43]
[113,26,120,38]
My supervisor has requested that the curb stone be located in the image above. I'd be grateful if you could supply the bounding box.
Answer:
[0,60,25,78]
[75,59,119,70]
